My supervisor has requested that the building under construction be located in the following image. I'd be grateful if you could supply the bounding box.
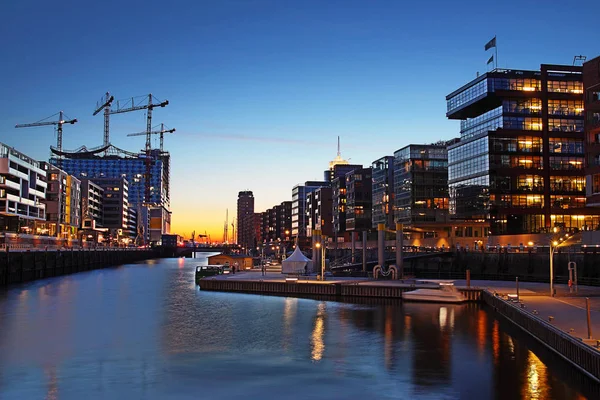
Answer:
[50,144,171,244]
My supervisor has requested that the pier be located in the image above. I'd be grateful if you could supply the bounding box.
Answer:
[198,271,600,382]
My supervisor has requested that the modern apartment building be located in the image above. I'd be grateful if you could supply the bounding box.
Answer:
[307,187,333,238]
[371,156,395,230]
[0,143,46,233]
[93,177,130,243]
[393,144,450,225]
[332,176,347,239]
[345,167,372,232]
[39,162,81,239]
[80,179,104,228]
[291,181,329,239]
[583,56,600,208]
[446,63,600,240]
[237,191,254,249]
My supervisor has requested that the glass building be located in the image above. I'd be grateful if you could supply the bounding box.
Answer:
[393,144,450,225]
[583,56,600,209]
[345,167,372,232]
[51,145,171,243]
[447,64,600,235]
[371,156,395,230]
[291,181,329,238]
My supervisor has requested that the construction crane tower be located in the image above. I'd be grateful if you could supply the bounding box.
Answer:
[15,111,78,154]
[108,94,168,204]
[93,92,115,147]
[126,123,175,152]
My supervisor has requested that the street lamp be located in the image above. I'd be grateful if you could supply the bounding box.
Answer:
[549,228,571,297]
[315,241,326,281]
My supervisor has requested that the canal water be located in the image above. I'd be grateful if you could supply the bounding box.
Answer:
[0,256,598,400]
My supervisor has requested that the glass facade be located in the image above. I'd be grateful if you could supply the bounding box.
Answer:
[394,145,449,225]
[447,64,595,235]
[371,156,394,230]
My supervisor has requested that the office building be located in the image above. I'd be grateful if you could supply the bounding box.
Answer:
[39,162,81,239]
[0,143,46,233]
[237,191,254,249]
[393,144,450,225]
[446,63,600,240]
[584,56,600,209]
[372,156,395,230]
[345,167,372,232]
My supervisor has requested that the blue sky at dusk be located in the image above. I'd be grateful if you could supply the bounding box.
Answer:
[1,0,598,239]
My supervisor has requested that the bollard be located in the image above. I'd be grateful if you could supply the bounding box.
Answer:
[586,297,593,340]
[516,277,519,302]
[466,269,471,288]
[549,316,554,323]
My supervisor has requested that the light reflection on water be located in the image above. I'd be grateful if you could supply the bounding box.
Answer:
[0,257,597,400]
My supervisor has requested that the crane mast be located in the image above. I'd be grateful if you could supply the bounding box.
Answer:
[93,92,115,147]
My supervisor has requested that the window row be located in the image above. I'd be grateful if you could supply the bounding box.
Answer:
[447,79,488,112]
[490,78,540,92]
[503,99,542,115]
[448,137,488,164]
[490,155,543,169]
[548,100,584,116]
[491,137,542,153]
[548,80,583,94]
[549,138,584,154]
[550,195,586,209]
[448,155,489,181]
[491,194,543,208]
[548,119,584,133]
[549,156,584,170]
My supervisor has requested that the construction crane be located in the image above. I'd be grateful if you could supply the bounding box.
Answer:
[108,94,169,204]
[15,111,77,153]
[126,123,175,152]
[93,92,115,147]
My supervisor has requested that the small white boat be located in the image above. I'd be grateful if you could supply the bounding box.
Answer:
[402,280,466,303]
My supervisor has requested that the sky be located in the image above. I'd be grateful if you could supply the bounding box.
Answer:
[1,0,598,241]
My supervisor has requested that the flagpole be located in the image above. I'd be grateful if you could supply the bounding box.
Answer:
[495,35,498,69]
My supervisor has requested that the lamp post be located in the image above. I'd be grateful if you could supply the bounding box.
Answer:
[315,240,326,281]
[549,228,571,297]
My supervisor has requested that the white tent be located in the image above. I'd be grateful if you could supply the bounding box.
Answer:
[281,246,313,274]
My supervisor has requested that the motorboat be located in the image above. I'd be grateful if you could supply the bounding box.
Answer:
[402,280,466,303]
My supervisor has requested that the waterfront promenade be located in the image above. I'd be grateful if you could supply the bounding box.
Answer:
[205,269,600,345]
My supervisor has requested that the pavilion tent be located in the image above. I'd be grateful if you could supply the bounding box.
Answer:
[281,246,313,274]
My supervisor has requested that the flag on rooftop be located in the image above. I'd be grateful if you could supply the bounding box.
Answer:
[485,36,496,51]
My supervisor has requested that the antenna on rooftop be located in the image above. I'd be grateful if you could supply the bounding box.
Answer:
[337,136,341,157]
[573,55,587,66]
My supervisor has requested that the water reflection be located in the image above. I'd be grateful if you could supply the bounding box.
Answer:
[311,302,326,362]
[0,259,598,399]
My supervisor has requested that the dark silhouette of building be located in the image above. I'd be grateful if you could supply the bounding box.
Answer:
[346,167,372,232]
[237,191,254,250]
[583,56,600,208]
[372,156,395,230]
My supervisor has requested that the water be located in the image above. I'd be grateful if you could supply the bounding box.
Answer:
[0,255,598,399]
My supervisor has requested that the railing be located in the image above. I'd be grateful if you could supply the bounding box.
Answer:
[482,290,600,382]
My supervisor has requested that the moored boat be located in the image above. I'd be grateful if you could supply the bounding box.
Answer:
[402,280,466,303]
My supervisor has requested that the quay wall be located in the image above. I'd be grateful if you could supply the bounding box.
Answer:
[0,248,158,286]
[197,279,482,302]
[482,290,600,383]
